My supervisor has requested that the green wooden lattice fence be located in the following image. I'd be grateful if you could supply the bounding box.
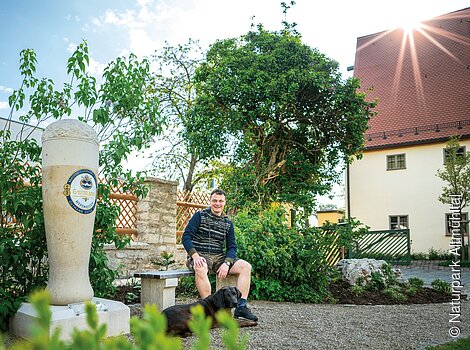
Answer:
[348,229,411,265]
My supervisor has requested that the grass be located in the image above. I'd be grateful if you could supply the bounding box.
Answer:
[426,336,470,349]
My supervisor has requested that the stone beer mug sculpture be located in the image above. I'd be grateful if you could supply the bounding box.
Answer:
[42,119,99,305]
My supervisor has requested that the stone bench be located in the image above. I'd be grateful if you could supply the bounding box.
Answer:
[134,269,239,311]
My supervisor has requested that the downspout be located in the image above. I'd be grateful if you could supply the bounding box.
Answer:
[346,162,352,259]
[346,162,351,220]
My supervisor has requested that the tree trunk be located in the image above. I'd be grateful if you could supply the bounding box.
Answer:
[183,153,198,192]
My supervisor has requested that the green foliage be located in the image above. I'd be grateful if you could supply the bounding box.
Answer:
[405,286,418,297]
[216,311,249,350]
[437,136,470,210]
[131,304,181,350]
[152,251,176,271]
[411,248,457,261]
[192,20,375,211]
[381,263,397,286]
[233,205,366,302]
[408,277,424,289]
[351,284,365,296]
[436,136,470,261]
[176,276,198,298]
[425,335,470,349]
[5,290,247,350]
[410,252,428,260]
[150,40,212,192]
[1,41,159,330]
[383,285,407,302]
[431,279,452,295]
[0,136,47,332]
[428,248,455,261]
[355,276,365,287]
[188,305,212,350]
[368,272,386,292]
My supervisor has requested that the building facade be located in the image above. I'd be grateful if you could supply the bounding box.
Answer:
[347,8,470,253]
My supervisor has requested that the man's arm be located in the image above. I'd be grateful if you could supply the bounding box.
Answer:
[181,211,201,257]
[225,221,236,262]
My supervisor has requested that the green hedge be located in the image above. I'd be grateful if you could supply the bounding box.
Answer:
[233,205,366,303]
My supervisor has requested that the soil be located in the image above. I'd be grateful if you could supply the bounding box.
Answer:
[112,280,455,307]
[327,280,453,305]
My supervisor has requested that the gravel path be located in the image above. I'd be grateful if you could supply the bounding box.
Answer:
[5,299,468,349]
[177,300,470,350]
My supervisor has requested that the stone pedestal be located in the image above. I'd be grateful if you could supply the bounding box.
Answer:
[10,298,130,341]
[216,275,239,290]
[141,278,179,311]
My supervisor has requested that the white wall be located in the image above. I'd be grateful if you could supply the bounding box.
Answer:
[347,140,470,253]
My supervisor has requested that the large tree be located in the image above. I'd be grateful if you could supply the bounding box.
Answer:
[191,24,375,212]
[150,40,214,192]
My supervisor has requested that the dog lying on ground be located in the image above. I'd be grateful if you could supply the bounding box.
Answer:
[162,286,247,337]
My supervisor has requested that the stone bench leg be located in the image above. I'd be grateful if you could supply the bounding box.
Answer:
[140,277,178,311]
[216,274,239,291]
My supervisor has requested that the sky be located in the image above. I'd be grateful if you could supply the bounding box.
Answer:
[1,0,469,206]
[1,0,469,103]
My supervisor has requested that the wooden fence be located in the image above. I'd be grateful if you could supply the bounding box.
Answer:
[2,173,138,239]
[176,190,210,243]
[99,178,138,239]
[322,232,346,266]
[348,229,411,265]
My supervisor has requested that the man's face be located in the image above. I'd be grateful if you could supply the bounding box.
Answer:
[210,194,226,216]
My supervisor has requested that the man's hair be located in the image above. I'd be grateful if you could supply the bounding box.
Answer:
[210,189,226,197]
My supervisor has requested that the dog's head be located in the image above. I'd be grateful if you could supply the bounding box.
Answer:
[213,286,241,309]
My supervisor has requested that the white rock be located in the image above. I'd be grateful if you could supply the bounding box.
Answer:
[336,258,401,286]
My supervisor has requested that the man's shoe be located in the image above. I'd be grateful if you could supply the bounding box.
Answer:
[234,306,258,322]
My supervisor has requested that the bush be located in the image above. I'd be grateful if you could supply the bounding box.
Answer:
[383,285,407,302]
[233,205,367,303]
[431,279,452,295]
[368,271,386,291]
[0,136,48,333]
[3,289,247,350]
[428,248,455,261]
[408,277,424,289]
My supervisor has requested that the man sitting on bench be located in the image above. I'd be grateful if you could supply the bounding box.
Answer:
[182,189,258,322]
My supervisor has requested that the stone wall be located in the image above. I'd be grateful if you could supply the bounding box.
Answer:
[105,177,186,277]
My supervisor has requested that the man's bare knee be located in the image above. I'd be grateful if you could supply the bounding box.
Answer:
[194,265,208,277]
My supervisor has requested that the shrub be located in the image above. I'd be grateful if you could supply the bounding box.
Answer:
[233,205,367,303]
[351,284,365,295]
[383,285,407,302]
[408,277,424,289]
[0,137,48,333]
[405,286,418,296]
[428,248,454,261]
[431,279,452,295]
[367,271,386,291]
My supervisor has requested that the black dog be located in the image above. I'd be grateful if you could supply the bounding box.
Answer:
[162,286,241,337]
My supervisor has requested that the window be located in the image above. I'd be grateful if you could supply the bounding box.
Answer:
[443,146,466,164]
[445,212,469,236]
[387,154,406,170]
[389,215,408,230]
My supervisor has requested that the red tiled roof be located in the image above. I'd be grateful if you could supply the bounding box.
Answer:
[353,7,470,149]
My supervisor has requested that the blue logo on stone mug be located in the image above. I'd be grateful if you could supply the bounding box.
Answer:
[80,175,93,190]
[64,169,97,214]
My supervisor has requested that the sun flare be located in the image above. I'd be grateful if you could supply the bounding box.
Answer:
[402,20,422,34]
